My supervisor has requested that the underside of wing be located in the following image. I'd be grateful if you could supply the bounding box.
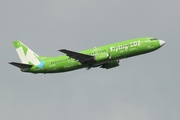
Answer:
[59,49,95,64]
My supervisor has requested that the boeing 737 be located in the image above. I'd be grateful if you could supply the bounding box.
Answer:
[9,37,165,74]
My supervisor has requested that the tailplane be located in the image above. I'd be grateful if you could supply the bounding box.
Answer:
[9,62,33,72]
[9,62,33,69]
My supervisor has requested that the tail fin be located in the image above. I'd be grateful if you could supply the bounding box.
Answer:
[13,41,40,66]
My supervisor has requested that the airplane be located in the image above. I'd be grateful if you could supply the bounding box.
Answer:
[9,37,165,74]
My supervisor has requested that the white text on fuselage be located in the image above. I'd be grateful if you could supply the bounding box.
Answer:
[110,41,141,52]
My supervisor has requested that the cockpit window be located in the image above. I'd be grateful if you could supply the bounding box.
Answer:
[150,38,158,41]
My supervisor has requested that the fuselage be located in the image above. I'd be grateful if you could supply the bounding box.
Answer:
[25,37,165,74]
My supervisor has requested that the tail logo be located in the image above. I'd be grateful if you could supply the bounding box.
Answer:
[13,41,40,66]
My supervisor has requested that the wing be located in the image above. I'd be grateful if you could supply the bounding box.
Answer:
[58,49,95,64]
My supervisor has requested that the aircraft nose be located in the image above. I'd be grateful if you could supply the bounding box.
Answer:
[159,40,165,47]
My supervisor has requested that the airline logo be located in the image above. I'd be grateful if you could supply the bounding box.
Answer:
[13,41,43,67]
[110,41,141,52]
[16,47,40,65]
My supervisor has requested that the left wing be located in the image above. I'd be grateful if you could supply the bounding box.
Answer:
[59,49,95,64]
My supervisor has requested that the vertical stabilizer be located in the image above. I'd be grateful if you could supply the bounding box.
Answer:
[13,41,40,66]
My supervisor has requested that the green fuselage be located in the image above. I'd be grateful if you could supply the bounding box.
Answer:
[26,37,163,74]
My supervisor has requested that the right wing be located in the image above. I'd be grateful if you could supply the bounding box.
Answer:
[59,49,95,64]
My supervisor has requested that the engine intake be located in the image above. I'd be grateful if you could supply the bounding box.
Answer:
[101,60,120,69]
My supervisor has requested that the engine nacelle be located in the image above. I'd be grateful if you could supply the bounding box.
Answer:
[101,60,120,69]
[94,53,110,62]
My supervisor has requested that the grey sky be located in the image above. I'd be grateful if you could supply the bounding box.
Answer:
[1,0,180,120]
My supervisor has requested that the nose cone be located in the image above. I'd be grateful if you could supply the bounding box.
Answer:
[159,40,165,47]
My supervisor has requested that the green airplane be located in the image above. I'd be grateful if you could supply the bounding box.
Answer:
[9,37,165,74]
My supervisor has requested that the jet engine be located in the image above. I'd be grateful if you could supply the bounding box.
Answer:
[101,60,120,69]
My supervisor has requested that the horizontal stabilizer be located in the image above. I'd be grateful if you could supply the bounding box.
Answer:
[9,62,33,69]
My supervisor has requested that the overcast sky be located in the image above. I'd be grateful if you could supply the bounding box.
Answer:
[1,0,180,120]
